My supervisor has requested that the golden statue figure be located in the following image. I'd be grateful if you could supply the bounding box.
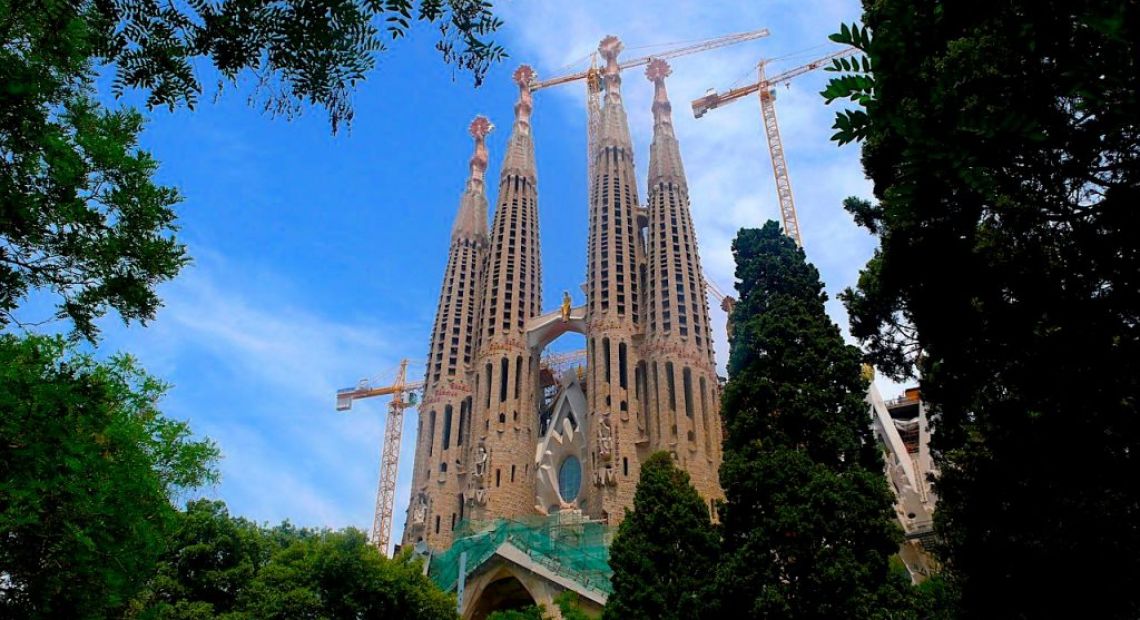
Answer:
[560,290,572,322]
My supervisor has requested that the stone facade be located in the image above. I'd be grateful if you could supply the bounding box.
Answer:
[404,37,724,551]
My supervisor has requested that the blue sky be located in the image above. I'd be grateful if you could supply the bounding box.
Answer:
[70,0,896,550]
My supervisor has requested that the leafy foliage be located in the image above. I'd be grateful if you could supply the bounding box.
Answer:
[486,605,547,620]
[130,500,273,619]
[1,0,505,340]
[823,1,1139,617]
[9,0,504,128]
[604,451,719,620]
[553,591,591,620]
[131,501,457,620]
[0,334,219,618]
[241,529,457,619]
[715,224,907,619]
[1,1,188,340]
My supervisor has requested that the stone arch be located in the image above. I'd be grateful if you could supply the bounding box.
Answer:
[466,566,540,620]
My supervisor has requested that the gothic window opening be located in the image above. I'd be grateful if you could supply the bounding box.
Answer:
[443,405,453,450]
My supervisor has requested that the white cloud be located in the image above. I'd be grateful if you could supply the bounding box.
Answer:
[102,250,426,544]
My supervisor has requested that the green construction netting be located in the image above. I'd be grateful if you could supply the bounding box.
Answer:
[429,515,614,595]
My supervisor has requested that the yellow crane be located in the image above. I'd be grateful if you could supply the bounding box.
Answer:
[692,47,857,248]
[706,281,737,341]
[335,360,423,556]
[525,28,771,194]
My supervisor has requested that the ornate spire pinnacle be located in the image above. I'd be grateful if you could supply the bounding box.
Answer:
[645,58,674,129]
[467,115,493,192]
[646,59,686,186]
[501,65,537,181]
[596,36,633,149]
[453,115,493,240]
[512,65,536,132]
[598,35,624,104]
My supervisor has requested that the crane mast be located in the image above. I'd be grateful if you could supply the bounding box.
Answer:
[335,359,423,556]
[692,47,857,248]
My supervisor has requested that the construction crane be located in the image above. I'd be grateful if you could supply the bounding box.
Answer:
[706,281,737,341]
[692,47,858,248]
[335,359,424,556]
[525,28,771,193]
[541,348,587,368]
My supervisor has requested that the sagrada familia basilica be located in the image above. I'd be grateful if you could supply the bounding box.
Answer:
[390,34,937,618]
[402,35,723,553]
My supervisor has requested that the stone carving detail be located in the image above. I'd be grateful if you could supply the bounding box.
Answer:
[597,415,613,461]
[473,441,489,480]
[593,467,618,487]
[411,493,429,526]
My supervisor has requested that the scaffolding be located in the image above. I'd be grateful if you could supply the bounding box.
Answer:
[430,514,614,596]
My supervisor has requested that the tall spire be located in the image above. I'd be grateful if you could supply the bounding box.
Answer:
[470,63,543,522]
[646,59,687,187]
[584,34,645,526]
[452,115,493,240]
[501,65,537,181]
[404,116,494,550]
[643,58,723,496]
[597,35,634,149]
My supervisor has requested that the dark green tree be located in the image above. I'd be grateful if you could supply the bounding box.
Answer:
[130,500,273,619]
[130,502,458,620]
[241,528,457,619]
[2,0,504,340]
[604,451,719,620]
[0,334,219,618]
[486,605,547,620]
[715,223,904,619]
[823,3,1139,617]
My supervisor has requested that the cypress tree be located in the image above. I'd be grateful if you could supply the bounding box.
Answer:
[604,451,719,620]
[715,223,904,618]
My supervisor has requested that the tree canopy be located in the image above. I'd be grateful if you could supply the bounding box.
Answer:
[1,0,505,341]
[604,451,719,620]
[0,334,219,618]
[823,1,1139,617]
[131,500,458,620]
[715,223,906,619]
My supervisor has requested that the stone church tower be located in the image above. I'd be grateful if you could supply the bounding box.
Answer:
[468,66,544,524]
[404,37,722,552]
[642,58,723,504]
[404,116,492,549]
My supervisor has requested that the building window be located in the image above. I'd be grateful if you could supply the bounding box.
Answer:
[457,400,466,446]
[427,410,436,456]
[683,367,694,421]
[485,364,492,409]
[442,405,453,450]
[603,338,611,384]
[618,342,628,389]
[500,358,509,403]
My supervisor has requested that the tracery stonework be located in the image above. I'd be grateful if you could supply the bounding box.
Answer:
[403,38,723,552]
